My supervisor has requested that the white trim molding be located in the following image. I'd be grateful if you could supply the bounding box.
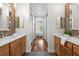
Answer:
[48,49,55,53]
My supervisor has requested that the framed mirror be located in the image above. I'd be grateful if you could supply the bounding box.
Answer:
[0,4,9,30]
[71,3,79,30]
[0,3,16,37]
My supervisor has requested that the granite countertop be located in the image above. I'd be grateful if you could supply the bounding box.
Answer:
[55,34,79,45]
[0,32,26,47]
[67,36,79,45]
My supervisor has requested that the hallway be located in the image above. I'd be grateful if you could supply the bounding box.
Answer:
[31,36,48,51]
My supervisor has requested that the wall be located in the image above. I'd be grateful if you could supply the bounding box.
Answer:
[47,3,65,53]
[16,3,30,52]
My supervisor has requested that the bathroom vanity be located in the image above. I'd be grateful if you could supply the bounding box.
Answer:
[10,36,26,56]
[54,35,79,56]
[0,32,26,56]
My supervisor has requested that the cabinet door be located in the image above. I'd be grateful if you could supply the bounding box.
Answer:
[0,44,9,56]
[20,36,26,55]
[10,39,21,56]
[55,36,61,55]
[73,44,79,56]
[61,44,72,56]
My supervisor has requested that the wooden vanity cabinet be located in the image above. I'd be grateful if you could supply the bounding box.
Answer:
[55,36,73,56]
[10,39,21,56]
[20,36,26,55]
[61,43,72,56]
[55,36,79,56]
[61,45,70,56]
[55,36,61,55]
[0,44,9,56]
[0,36,26,56]
[10,36,26,56]
[73,44,79,56]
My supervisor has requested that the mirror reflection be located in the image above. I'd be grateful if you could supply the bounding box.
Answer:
[0,3,24,31]
[0,4,10,31]
[71,4,79,30]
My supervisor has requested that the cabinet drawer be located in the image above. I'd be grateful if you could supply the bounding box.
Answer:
[65,41,72,50]
[0,44,9,56]
[73,44,79,55]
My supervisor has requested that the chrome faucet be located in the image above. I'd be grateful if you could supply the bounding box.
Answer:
[0,31,4,38]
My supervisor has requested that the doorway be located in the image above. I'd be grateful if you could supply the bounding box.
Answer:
[30,3,48,51]
[31,36,48,51]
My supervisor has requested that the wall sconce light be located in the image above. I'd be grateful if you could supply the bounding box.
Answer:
[14,3,16,9]
[70,4,72,11]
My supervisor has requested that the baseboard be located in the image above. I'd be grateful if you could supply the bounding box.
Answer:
[26,49,31,53]
[48,49,55,53]
[26,47,55,53]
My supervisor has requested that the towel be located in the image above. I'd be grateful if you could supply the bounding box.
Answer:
[61,37,69,45]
